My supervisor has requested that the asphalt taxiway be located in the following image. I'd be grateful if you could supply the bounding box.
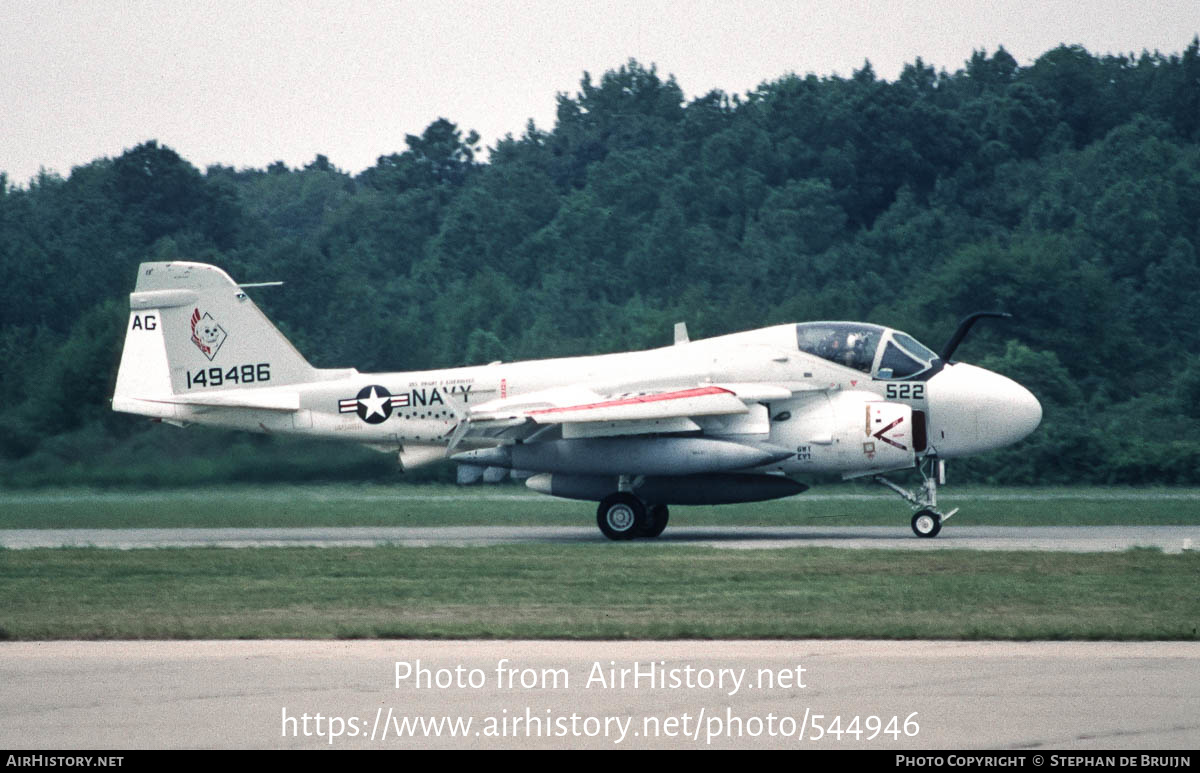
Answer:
[1,640,1196,749]
[1,525,1196,551]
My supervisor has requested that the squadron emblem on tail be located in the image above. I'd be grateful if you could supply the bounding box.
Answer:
[190,308,227,360]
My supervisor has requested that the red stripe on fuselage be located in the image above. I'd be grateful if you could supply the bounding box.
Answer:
[526,386,734,416]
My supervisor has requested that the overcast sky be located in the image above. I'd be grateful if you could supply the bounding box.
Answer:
[1,0,1196,185]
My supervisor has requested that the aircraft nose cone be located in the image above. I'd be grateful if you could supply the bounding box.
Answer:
[1003,380,1043,443]
[926,363,1042,457]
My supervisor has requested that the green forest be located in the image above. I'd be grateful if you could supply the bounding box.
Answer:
[2,41,1199,487]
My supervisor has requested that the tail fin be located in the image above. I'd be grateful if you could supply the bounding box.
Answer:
[113,261,328,416]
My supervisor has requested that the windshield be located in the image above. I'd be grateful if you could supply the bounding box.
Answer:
[878,342,925,379]
[876,330,938,379]
[893,332,937,362]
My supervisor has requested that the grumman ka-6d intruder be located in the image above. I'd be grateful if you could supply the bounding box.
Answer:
[113,262,1042,540]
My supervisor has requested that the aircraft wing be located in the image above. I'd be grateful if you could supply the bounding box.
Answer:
[452,382,799,446]
[518,386,748,423]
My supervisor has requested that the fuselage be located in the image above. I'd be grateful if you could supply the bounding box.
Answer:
[156,322,1041,476]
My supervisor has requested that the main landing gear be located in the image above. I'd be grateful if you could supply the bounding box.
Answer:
[873,457,959,539]
[596,490,670,541]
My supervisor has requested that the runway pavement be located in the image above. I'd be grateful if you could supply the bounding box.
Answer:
[1,524,1197,551]
[1,639,1196,749]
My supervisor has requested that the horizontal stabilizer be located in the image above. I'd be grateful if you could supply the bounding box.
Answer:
[125,391,300,412]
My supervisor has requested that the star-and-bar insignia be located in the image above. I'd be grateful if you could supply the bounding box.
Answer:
[339,385,404,424]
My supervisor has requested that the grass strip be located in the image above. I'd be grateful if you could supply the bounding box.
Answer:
[2,485,1200,528]
[1,545,1196,640]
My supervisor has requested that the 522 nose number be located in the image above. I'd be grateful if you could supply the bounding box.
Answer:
[885,383,924,400]
[186,363,271,389]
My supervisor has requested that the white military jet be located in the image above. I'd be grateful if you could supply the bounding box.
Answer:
[113,262,1041,540]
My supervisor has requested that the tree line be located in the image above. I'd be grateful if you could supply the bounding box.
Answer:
[1,40,1199,486]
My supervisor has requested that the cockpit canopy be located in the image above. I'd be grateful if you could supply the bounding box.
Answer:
[796,322,939,379]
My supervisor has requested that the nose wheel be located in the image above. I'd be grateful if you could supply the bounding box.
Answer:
[911,509,942,538]
[875,458,958,539]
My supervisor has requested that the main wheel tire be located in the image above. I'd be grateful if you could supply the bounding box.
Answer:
[597,493,646,541]
[911,509,942,538]
[640,504,670,538]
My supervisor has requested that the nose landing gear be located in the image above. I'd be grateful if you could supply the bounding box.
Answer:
[873,457,959,538]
